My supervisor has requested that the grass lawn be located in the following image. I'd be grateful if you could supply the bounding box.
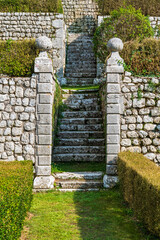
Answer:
[52,162,106,173]
[21,187,158,240]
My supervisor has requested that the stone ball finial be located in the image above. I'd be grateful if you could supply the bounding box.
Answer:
[107,38,123,52]
[35,36,53,51]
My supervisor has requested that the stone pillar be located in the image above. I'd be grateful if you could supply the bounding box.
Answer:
[103,38,124,188]
[33,36,55,190]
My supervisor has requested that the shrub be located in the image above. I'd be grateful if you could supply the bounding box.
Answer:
[93,5,154,63]
[0,39,39,77]
[118,152,160,237]
[0,0,63,13]
[0,161,33,240]
[96,0,160,16]
[121,38,160,76]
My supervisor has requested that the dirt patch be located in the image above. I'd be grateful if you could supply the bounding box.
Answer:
[20,212,34,240]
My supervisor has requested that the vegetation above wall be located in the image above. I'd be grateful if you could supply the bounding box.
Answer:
[0,161,33,239]
[121,38,160,76]
[96,0,160,16]
[118,152,160,238]
[0,39,39,77]
[0,0,63,13]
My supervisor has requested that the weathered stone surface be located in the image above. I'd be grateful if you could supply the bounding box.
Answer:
[103,175,118,188]
[36,36,53,51]
[33,176,55,189]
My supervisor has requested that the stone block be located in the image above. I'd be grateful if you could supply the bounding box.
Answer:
[34,57,53,73]
[38,156,51,166]
[39,94,52,104]
[36,166,51,176]
[107,74,120,83]
[107,94,120,104]
[37,83,52,93]
[37,145,52,155]
[107,114,120,124]
[38,135,52,145]
[107,124,120,135]
[133,99,145,108]
[12,127,23,136]
[106,165,117,175]
[107,84,120,93]
[106,66,124,73]
[106,155,118,165]
[37,114,52,124]
[107,144,120,154]
[103,175,118,188]
[39,73,52,83]
[107,104,120,114]
[33,176,55,189]
[37,104,52,114]
[37,125,52,135]
[107,135,120,144]
[52,19,63,28]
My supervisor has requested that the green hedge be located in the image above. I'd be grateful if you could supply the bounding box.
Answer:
[0,161,33,240]
[0,39,39,77]
[96,0,160,16]
[0,0,63,12]
[118,152,160,237]
[121,38,160,76]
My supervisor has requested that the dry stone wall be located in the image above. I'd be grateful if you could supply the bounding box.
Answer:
[100,74,160,165]
[0,74,37,162]
[0,13,66,78]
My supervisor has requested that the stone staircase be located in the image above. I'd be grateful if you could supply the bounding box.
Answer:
[52,88,105,191]
[65,33,97,86]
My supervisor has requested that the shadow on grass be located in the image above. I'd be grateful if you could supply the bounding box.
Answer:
[73,187,159,240]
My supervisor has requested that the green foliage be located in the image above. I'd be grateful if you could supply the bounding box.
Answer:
[96,0,160,16]
[118,152,160,238]
[0,39,39,77]
[121,38,160,76]
[0,0,63,13]
[93,5,154,63]
[0,161,33,240]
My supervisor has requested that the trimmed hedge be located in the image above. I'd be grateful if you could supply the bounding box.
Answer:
[96,0,160,16]
[0,39,39,77]
[118,152,160,237]
[121,38,160,76]
[0,0,63,13]
[0,161,33,240]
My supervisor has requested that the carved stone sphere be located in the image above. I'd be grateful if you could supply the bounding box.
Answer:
[35,36,53,50]
[107,38,123,52]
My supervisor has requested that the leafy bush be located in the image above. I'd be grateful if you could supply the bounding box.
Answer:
[121,38,160,76]
[96,0,160,16]
[0,0,63,13]
[0,39,39,77]
[0,161,33,240]
[93,5,154,63]
[118,152,160,237]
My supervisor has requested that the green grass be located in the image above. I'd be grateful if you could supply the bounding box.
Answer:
[52,162,106,173]
[22,188,158,240]
[62,85,100,91]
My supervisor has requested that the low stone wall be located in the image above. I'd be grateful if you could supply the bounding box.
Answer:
[0,75,37,162]
[100,74,160,164]
[0,12,66,78]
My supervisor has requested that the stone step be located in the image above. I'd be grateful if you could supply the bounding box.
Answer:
[54,146,105,154]
[62,93,98,100]
[62,98,100,106]
[57,131,104,138]
[65,70,96,75]
[57,138,105,146]
[62,104,100,111]
[55,180,103,190]
[60,118,102,125]
[62,88,99,94]
[53,154,105,162]
[65,73,96,78]
[61,111,102,118]
[54,171,103,180]
[59,124,103,131]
